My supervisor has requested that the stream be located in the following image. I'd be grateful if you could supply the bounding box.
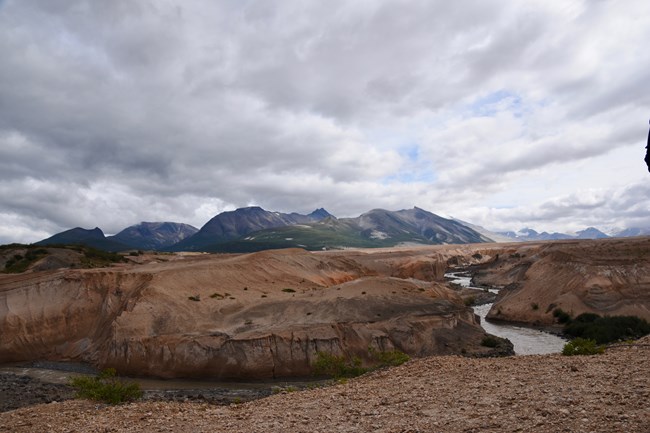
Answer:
[446,271,566,355]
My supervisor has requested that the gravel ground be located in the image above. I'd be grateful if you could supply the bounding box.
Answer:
[0,373,75,412]
[1,339,649,433]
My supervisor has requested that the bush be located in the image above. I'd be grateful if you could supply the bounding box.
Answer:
[69,368,142,404]
[553,308,572,324]
[370,348,410,367]
[564,314,650,344]
[312,352,368,379]
[464,296,476,306]
[481,336,500,348]
[312,347,411,379]
[562,338,604,356]
[281,288,296,293]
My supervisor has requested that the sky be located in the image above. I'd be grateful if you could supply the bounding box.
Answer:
[1,0,650,244]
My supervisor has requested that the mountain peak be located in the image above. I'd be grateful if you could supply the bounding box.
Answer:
[111,222,199,250]
[308,208,334,220]
[575,227,609,239]
[35,226,129,252]
[235,206,266,213]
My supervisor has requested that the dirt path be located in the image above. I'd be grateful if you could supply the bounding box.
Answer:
[2,339,648,433]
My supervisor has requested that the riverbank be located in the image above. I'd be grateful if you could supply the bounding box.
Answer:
[2,337,648,433]
[0,370,282,413]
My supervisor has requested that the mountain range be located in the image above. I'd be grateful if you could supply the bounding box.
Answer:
[169,207,333,251]
[495,227,613,242]
[34,206,491,252]
[32,206,650,253]
[188,206,493,253]
[36,222,198,252]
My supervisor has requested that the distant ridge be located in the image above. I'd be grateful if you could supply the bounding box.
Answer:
[35,227,131,252]
[497,227,611,242]
[33,206,648,253]
[183,206,493,252]
[169,207,333,252]
[110,222,198,250]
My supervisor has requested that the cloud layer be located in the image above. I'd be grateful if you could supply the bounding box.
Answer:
[1,0,649,243]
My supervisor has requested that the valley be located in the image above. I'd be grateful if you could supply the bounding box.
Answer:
[1,237,649,431]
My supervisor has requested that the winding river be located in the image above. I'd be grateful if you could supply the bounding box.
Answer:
[446,272,566,355]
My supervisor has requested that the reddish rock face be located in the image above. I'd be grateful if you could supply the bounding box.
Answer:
[0,248,501,379]
[472,238,650,325]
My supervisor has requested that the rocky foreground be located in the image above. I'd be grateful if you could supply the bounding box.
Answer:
[2,338,648,433]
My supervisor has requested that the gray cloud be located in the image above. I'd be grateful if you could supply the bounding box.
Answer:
[0,0,649,243]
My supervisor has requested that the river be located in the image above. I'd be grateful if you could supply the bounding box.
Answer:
[446,272,566,355]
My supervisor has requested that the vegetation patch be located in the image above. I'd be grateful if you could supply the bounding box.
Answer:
[562,338,604,356]
[78,247,126,267]
[552,308,572,324]
[563,313,650,344]
[312,348,410,379]
[369,348,410,367]
[312,352,368,379]
[281,288,296,293]
[481,336,500,348]
[3,248,49,273]
[69,368,142,405]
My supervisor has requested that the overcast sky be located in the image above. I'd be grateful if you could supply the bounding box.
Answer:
[1,0,649,244]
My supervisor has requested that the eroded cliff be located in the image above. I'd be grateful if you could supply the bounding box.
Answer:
[471,238,650,325]
[1,248,501,379]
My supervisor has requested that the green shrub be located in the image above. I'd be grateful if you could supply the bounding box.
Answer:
[564,314,650,344]
[553,308,572,324]
[464,296,476,306]
[372,349,410,367]
[312,352,368,378]
[531,303,539,311]
[69,368,142,404]
[481,336,499,348]
[562,338,604,356]
[281,288,296,293]
[571,312,600,324]
[312,347,411,379]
